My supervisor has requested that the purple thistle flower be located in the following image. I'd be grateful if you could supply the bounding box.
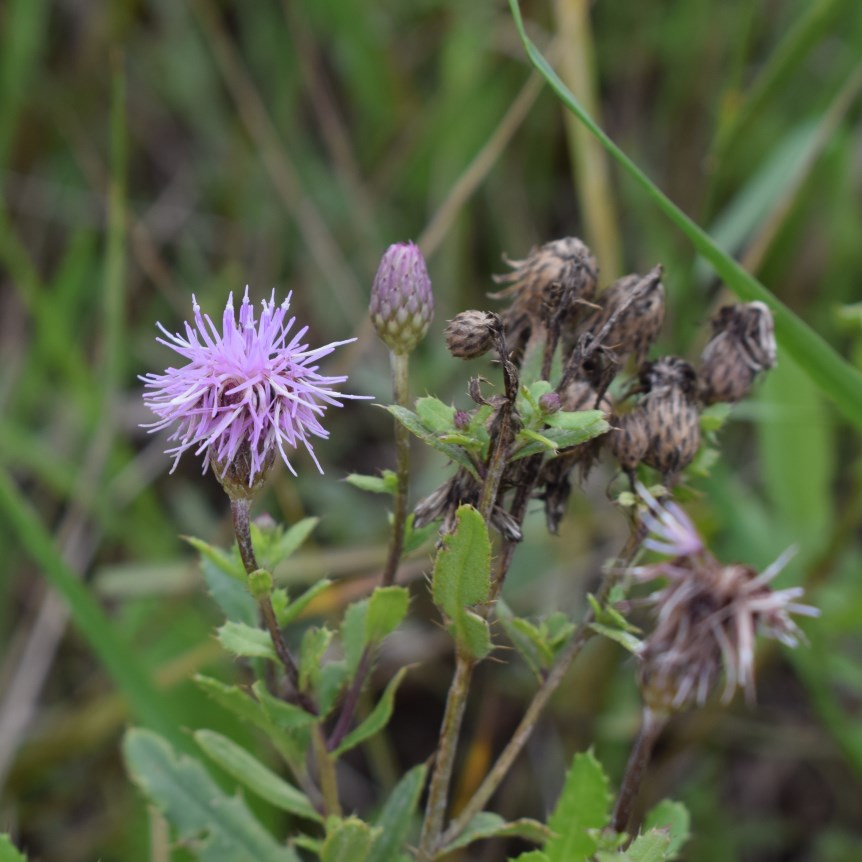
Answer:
[141,288,367,490]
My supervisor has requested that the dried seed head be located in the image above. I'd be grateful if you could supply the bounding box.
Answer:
[587,266,665,366]
[637,357,700,480]
[699,302,777,405]
[445,310,500,359]
[609,407,650,474]
[632,487,818,712]
[369,242,434,354]
[491,237,598,357]
[559,378,613,414]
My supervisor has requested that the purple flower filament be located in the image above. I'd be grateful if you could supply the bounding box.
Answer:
[141,288,364,484]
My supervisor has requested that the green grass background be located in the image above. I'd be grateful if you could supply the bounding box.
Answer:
[2,0,862,859]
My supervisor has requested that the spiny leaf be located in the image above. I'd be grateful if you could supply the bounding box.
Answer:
[216,622,277,661]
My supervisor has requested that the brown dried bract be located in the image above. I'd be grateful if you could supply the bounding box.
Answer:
[445,310,500,360]
[699,301,776,405]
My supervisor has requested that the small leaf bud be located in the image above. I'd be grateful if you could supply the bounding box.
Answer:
[248,567,274,599]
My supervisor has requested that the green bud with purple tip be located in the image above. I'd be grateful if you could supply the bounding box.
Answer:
[370,242,434,355]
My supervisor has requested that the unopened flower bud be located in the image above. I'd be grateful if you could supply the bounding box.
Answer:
[539,392,561,414]
[369,242,434,354]
[699,301,776,405]
[248,568,274,599]
[445,310,500,359]
[454,410,471,430]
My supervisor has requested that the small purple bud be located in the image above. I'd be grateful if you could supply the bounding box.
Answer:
[454,410,471,430]
[369,242,434,355]
[539,392,561,414]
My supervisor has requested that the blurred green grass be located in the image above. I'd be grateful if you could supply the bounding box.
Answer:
[2,1,862,859]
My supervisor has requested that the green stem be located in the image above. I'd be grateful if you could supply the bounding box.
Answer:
[442,527,643,847]
[382,351,411,587]
[417,652,475,861]
[611,707,668,836]
[312,724,342,816]
[229,498,303,700]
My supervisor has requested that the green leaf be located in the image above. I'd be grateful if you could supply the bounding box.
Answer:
[450,611,493,661]
[385,405,480,478]
[341,600,370,676]
[0,835,27,862]
[317,661,351,718]
[442,812,552,852]
[367,764,428,862]
[321,816,377,862]
[252,517,318,571]
[596,830,672,862]
[415,396,457,433]
[403,515,438,555]
[509,853,550,862]
[276,579,333,626]
[589,623,643,655]
[184,535,245,581]
[194,729,321,822]
[345,471,399,494]
[123,729,296,862]
[217,622,277,661]
[367,586,410,642]
[500,614,553,677]
[198,554,258,626]
[195,676,267,727]
[508,0,862,432]
[333,667,409,758]
[545,750,612,862]
[432,505,491,615]
[545,409,608,433]
[514,428,562,455]
[643,800,690,860]
[511,418,609,460]
[300,626,333,690]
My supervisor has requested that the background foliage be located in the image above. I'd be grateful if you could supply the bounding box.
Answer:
[2,0,862,859]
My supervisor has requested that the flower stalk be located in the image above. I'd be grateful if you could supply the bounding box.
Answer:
[382,350,411,586]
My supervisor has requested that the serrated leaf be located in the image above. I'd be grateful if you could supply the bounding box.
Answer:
[318,661,350,717]
[321,816,376,862]
[346,472,398,494]
[0,835,27,862]
[251,682,317,731]
[194,675,308,764]
[511,420,609,460]
[123,729,295,862]
[333,667,408,758]
[217,622,277,661]
[300,626,333,691]
[367,764,427,862]
[596,829,671,862]
[415,396,457,433]
[432,505,490,615]
[277,579,333,626]
[643,800,690,859]
[367,586,410,642]
[450,611,493,660]
[201,556,258,625]
[443,812,552,853]
[385,405,479,478]
[545,751,612,862]
[194,729,321,823]
[589,623,644,655]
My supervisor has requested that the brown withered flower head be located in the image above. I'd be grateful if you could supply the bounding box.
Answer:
[490,237,598,360]
[638,356,701,482]
[584,265,665,367]
[608,407,650,481]
[631,484,818,713]
[699,301,777,405]
[445,310,501,360]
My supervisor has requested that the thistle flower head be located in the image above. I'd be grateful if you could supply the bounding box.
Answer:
[141,288,365,493]
[631,484,819,712]
[369,241,434,355]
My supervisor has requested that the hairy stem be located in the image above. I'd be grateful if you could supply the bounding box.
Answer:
[442,527,643,847]
[417,652,475,861]
[312,724,342,817]
[611,707,667,835]
[230,498,303,700]
[382,351,411,586]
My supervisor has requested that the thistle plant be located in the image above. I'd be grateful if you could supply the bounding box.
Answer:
[122,236,817,862]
